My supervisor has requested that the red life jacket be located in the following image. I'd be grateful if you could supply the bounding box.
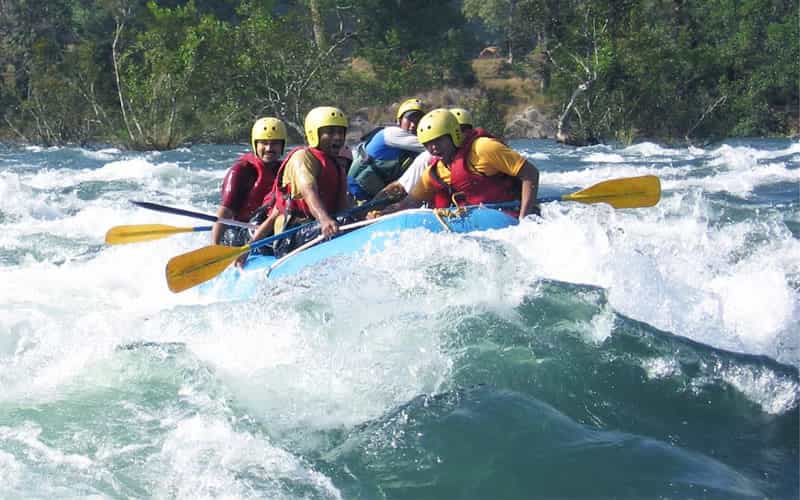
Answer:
[268,146,345,220]
[223,153,279,221]
[426,129,520,214]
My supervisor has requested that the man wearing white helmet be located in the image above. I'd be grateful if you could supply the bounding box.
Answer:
[212,117,286,245]
[347,98,427,201]
[373,108,540,219]
[248,106,351,257]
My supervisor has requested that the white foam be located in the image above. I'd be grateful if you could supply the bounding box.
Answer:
[582,152,626,163]
[688,145,706,156]
[500,193,799,365]
[642,357,681,380]
[153,416,341,499]
[623,142,687,158]
[0,451,21,489]
[543,164,690,191]
[522,151,550,160]
[711,142,800,163]
[84,158,186,182]
[721,365,798,415]
[0,227,210,402]
[0,423,93,469]
[709,264,795,347]
[0,172,65,220]
[81,148,121,161]
[669,161,799,196]
[582,306,616,344]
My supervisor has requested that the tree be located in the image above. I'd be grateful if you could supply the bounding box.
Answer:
[543,1,612,144]
[112,0,229,148]
[232,2,355,137]
[463,0,522,63]
[350,0,475,100]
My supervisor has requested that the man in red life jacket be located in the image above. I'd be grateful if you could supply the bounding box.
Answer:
[212,117,286,245]
[373,108,540,219]
[247,106,351,257]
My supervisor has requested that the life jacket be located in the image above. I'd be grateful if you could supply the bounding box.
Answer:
[348,127,417,197]
[426,129,520,214]
[223,153,279,221]
[269,146,345,221]
[359,126,384,144]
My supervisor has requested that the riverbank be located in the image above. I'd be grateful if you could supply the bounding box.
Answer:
[345,58,557,144]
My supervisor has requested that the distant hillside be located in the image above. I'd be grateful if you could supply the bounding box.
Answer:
[344,57,556,145]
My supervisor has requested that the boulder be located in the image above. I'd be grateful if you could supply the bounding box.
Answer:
[346,107,376,144]
[504,106,556,139]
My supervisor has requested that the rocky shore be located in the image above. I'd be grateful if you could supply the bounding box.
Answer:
[345,87,556,145]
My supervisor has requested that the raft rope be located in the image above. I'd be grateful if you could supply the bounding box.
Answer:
[433,192,470,231]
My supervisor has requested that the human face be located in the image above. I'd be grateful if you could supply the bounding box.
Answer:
[423,134,457,164]
[255,139,284,162]
[399,111,423,133]
[317,126,346,157]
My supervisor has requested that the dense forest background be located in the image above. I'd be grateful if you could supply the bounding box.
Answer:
[0,0,797,148]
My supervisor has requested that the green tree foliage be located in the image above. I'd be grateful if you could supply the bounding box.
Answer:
[0,0,796,146]
[231,1,348,138]
[350,0,476,101]
[542,0,798,142]
[0,0,95,143]
[113,0,254,148]
[462,0,540,63]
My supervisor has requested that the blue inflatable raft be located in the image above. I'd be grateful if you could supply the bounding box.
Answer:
[200,206,517,299]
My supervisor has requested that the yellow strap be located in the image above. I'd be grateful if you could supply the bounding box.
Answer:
[433,209,451,231]
[432,206,469,231]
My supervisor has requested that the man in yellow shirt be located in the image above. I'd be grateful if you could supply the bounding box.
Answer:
[375,108,540,220]
[247,106,351,259]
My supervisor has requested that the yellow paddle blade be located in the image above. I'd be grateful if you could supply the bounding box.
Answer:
[105,224,194,244]
[165,244,250,293]
[562,175,661,209]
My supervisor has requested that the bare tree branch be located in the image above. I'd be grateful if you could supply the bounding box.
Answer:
[111,11,135,143]
[685,95,727,143]
[4,114,28,142]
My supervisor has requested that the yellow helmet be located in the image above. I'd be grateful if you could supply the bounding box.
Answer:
[251,117,287,154]
[396,98,425,122]
[416,108,463,147]
[304,106,348,147]
[449,108,473,127]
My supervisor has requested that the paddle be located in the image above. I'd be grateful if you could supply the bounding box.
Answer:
[105,224,212,245]
[164,176,660,293]
[105,213,257,245]
[129,200,255,228]
[552,174,660,209]
[165,196,399,293]
[105,201,258,245]
[479,175,661,210]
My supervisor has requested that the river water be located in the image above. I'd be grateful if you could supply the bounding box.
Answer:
[0,138,797,498]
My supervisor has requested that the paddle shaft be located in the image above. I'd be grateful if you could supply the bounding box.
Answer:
[245,196,398,253]
[130,200,255,229]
